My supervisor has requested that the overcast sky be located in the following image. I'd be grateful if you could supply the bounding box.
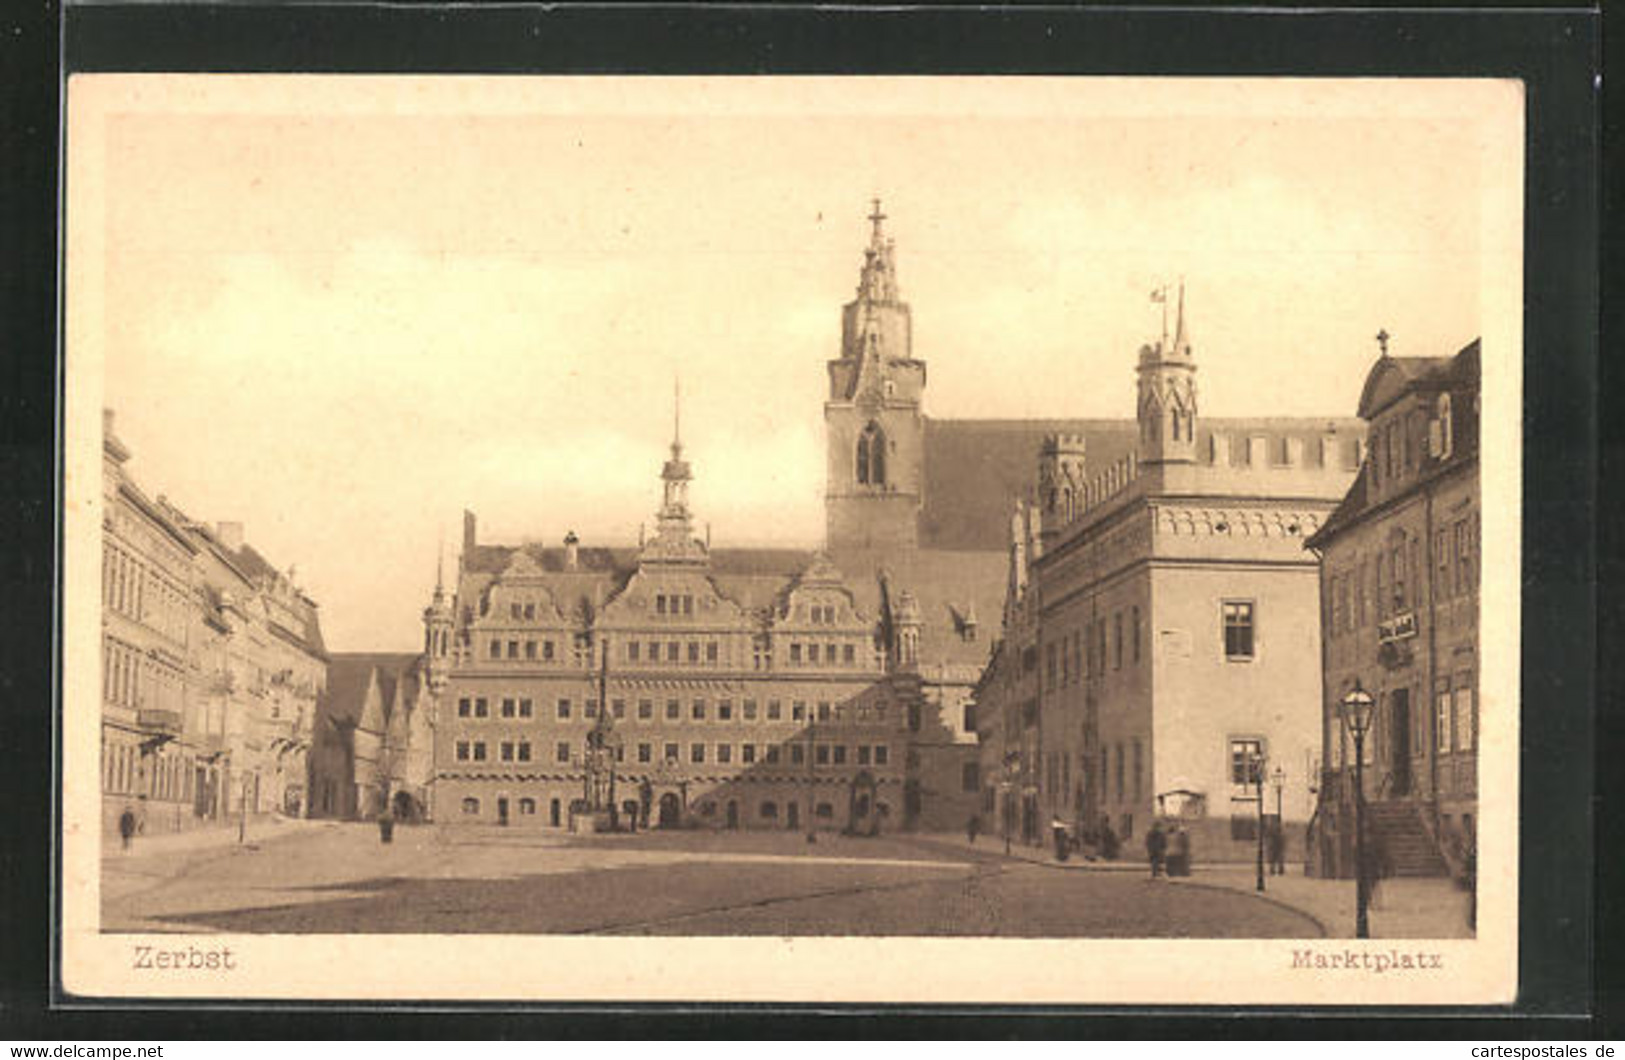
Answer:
[76,77,1515,651]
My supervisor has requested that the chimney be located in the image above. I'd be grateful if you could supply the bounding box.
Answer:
[564,530,580,571]
[463,509,477,557]
[216,521,244,551]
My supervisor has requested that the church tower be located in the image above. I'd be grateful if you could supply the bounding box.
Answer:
[825,200,927,554]
[1136,281,1198,465]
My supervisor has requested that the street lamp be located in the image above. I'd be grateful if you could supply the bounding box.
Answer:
[1270,764,1287,876]
[1339,680,1376,939]
[1253,749,1267,892]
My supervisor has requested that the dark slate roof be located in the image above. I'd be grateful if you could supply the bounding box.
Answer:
[920,419,1138,551]
[904,548,1007,670]
[317,653,413,728]
[920,416,1360,551]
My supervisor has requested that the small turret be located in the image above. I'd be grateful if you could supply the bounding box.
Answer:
[422,536,454,696]
[1137,280,1199,465]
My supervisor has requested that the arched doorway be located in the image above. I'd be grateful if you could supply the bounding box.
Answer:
[726,800,739,830]
[786,801,800,830]
[848,771,879,836]
[658,792,681,829]
[392,789,416,823]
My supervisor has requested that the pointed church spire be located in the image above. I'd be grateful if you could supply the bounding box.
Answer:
[433,526,446,603]
[673,374,682,454]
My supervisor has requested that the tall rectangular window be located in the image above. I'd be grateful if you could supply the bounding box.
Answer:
[1132,607,1142,664]
[638,699,653,720]
[691,743,705,764]
[1229,738,1264,787]
[519,698,533,718]
[768,700,782,721]
[556,742,571,764]
[1222,601,1255,660]
[1435,686,1452,754]
[666,699,680,720]
[557,699,571,720]
[638,743,652,763]
[664,742,679,762]
[1113,612,1123,670]
[1454,676,1475,752]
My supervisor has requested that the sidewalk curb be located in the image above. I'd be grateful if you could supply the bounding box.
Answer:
[906,834,1330,937]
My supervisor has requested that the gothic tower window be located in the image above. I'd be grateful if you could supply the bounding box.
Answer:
[857,422,887,486]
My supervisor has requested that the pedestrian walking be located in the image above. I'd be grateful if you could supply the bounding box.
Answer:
[1267,818,1286,875]
[1100,818,1119,861]
[1145,821,1168,878]
[1170,824,1192,877]
[118,806,136,853]
[966,814,981,844]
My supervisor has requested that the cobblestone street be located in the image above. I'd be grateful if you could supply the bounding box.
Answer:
[103,822,1327,938]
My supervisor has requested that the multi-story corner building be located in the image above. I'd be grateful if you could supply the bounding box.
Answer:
[100,409,327,836]
[101,410,205,836]
[973,291,1365,861]
[1305,338,1480,881]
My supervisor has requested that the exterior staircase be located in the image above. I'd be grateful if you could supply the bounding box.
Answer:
[1365,800,1450,877]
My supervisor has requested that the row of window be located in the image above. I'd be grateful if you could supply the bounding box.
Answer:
[457,795,867,822]
[1042,606,1147,693]
[103,540,189,644]
[456,695,893,726]
[103,637,184,714]
[479,634,879,671]
[1326,516,1478,637]
[101,741,202,802]
[454,739,894,768]
[485,634,592,664]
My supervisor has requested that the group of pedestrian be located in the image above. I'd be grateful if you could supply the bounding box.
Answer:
[1145,821,1192,878]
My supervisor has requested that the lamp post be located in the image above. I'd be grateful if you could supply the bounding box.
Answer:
[1270,764,1287,876]
[1253,749,1267,892]
[1339,680,1376,939]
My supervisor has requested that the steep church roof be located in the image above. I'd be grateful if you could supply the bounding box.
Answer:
[919,418,1139,551]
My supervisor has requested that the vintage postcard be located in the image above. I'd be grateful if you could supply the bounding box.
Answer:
[61,75,1521,1004]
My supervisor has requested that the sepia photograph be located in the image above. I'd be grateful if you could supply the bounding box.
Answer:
[60,74,1522,1004]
